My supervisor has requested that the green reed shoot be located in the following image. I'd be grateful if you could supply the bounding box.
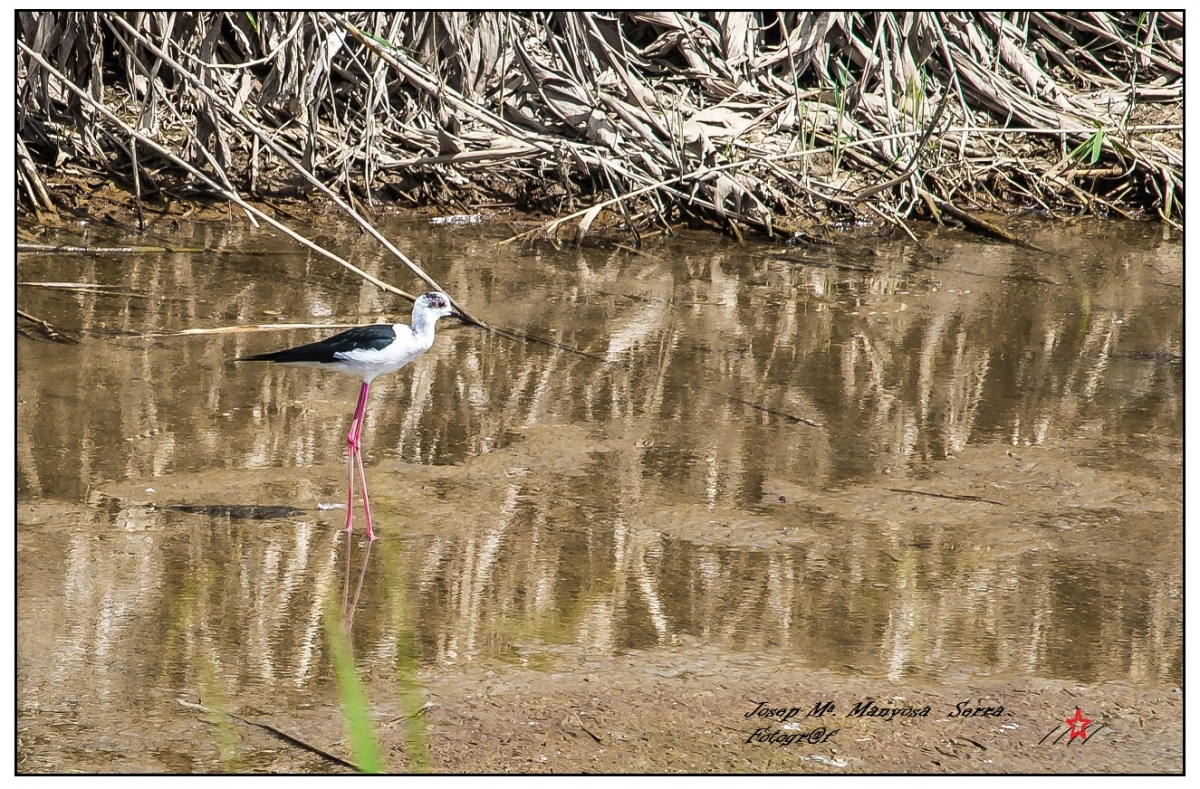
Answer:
[324,604,386,774]
[381,538,431,773]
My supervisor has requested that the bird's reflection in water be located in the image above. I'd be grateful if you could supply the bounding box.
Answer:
[340,531,375,635]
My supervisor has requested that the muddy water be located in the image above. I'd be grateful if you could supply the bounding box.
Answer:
[17,215,1181,772]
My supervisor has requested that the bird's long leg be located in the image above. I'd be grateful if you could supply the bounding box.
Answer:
[354,382,376,540]
[341,528,353,619]
[345,381,371,535]
[345,450,356,534]
[355,448,375,541]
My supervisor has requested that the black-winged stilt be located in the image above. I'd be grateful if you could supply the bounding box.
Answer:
[238,291,462,541]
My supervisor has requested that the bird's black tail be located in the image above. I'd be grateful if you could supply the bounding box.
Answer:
[235,350,290,363]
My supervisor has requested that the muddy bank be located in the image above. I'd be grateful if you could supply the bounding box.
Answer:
[18,646,1182,773]
[415,650,1181,773]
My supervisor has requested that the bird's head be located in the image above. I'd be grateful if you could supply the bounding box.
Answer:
[415,291,464,323]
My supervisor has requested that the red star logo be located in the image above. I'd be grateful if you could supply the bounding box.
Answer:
[1066,707,1091,741]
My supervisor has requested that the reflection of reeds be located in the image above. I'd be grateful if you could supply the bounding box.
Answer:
[16,220,1182,709]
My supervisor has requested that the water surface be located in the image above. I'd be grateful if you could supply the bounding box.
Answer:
[17,215,1182,770]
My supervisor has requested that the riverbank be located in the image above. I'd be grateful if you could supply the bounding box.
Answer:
[17,12,1183,240]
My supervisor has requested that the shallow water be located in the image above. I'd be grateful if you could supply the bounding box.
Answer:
[17,214,1182,771]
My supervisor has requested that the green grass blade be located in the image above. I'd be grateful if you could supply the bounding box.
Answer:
[381,539,431,773]
[324,605,386,774]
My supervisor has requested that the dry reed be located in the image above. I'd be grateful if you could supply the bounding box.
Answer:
[17,12,1183,238]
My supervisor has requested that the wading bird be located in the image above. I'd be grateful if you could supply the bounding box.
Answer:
[238,291,461,540]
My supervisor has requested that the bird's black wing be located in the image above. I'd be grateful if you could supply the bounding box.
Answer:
[238,324,397,363]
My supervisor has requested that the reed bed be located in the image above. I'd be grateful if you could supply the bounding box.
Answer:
[17,12,1183,236]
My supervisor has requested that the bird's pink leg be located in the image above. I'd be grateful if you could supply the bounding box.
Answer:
[345,450,356,533]
[355,447,376,542]
[345,381,371,535]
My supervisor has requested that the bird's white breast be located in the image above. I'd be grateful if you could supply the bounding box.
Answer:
[334,324,433,382]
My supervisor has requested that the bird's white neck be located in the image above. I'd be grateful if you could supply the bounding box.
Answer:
[408,309,438,343]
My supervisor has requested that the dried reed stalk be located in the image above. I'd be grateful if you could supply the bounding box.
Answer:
[17,12,1181,237]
